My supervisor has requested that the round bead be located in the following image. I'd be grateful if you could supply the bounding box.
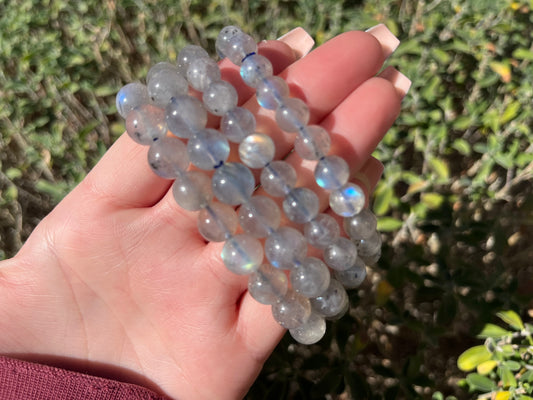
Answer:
[265,227,307,270]
[187,128,230,170]
[172,171,213,211]
[225,33,258,65]
[272,290,311,329]
[147,68,188,108]
[220,107,256,143]
[282,187,319,224]
[260,161,297,197]
[146,62,178,84]
[329,183,365,217]
[355,230,382,265]
[314,155,350,190]
[116,82,150,118]
[238,196,280,238]
[240,53,273,87]
[197,202,238,242]
[275,97,310,132]
[186,57,221,91]
[303,213,340,249]
[221,234,263,275]
[147,136,189,179]
[323,237,358,271]
[215,26,243,58]
[290,257,330,298]
[248,264,288,305]
[343,208,378,240]
[177,45,210,75]
[256,76,289,110]
[212,163,255,205]
[294,125,331,160]
[289,312,326,345]
[202,81,238,116]
[125,104,167,145]
[310,279,349,318]
[238,133,275,168]
[334,257,367,289]
[166,95,207,139]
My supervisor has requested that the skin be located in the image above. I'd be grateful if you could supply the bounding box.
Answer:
[0,30,403,399]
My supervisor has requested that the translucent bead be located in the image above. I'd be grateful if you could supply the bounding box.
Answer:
[282,187,319,224]
[265,227,307,270]
[238,133,275,168]
[147,68,188,108]
[221,234,263,275]
[225,33,258,65]
[303,213,340,249]
[260,161,297,197]
[177,44,210,75]
[314,155,350,190]
[343,208,378,240]
[355,230,382,265]
[256,76,289,110]
[187,128,229,170]
[248,264,288,305]
[323,237,358,271]
[202,81,238,116]
[238,196,280,238]
[125,104,167,145]
[290,257,330,298]
[240,53,273,87]
[147,136,189,179]
[289,312,326,345]
[310,279,349,318]
[275,98,310,132]
[220,107,256,143]
[197,202,238,242]
[116,82,150,118]
[294,125,331,160]
[186,57,221,92]
[329,183,365,217]
[326,297,350,321]
[272,290,311,329]
[172,171,213,211]
[215,26,243,58]
[146,62,178,84]
[166,95,207,139]
[212,163,255,205]
[334,257,367,289]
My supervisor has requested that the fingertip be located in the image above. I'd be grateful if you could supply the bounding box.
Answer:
[276,27,315,58]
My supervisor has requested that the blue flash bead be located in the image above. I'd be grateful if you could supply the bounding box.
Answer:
[240,53,273,87]
[256,76,289,110]
[314,155,350,190]
[221,234,263,275]
[187,128,230,170]
[116,82,150,118]
[147,136,189,179]
[238,133,275,168]
[166,95,207,139]
[282,187,319,224]
[329,183,365,217]
[212,162,255,205]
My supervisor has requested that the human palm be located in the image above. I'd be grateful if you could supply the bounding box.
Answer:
[0,27,406,399]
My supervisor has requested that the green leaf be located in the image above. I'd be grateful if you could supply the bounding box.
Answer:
[428,157,450,180]
[477,360,498,375]
[377,217,403,232]
[501,101,521,124]
[513,48,533,61]
[452,139,471,156]
[458,345,492,371]
[478,323,511,339]
[499,365,517,389]
[497,310,525,330]
[521,370,533,383]
[421,193,444,210]
[502,361,521,372]
[373,183,393,216]
[465,373,496,391]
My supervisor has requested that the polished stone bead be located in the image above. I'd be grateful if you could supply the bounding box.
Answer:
[220,107,256,143]
[186,57,221,91]
[212,163,255,205]
[146,62,178,84]
[310,279,349,318]
[294,125,331,160]
[303,213,340,249]
[197,202,238,242]
[239,133,275,168]
[272,290,311,329]
[215,26,243,58]
[343,208,378,240]
[260,161,297,197]
[248,264,288,305]
[355,230,382,265]
[290,257,330,298]
[314,155,350,190]
[240,53,273,87]
[116,82,150,118]
[275,97,310,132]
[265,227,307,270]
[147,136,189,179]
[202,81,238,116]
[334,257,367,289]
[224,32,258,65]
[125,104,167,145]
[323,237,358,271]
[256,76,289,110]
[147,68,188,108]
[282,187,319,224]
[329,183,365,217]
[172,171,213,211]
[166,95,207,139]
[221,234,263,275]
[289,312,326,345]
[238,195,280,238]
[177,45,210,75]
[187,128,230,170]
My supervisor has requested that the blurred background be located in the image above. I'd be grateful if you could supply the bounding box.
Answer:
[0,0,532,398]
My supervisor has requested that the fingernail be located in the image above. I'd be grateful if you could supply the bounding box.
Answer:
[365,24,400,59]
[378,66,412,99]
[353,157,384,193]
[277,27,315,58]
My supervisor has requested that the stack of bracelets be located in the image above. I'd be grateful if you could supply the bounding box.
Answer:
[115,26,382,345]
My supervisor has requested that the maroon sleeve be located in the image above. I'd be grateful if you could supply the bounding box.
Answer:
[0,356,168,400]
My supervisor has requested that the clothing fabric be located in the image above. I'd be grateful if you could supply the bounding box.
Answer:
[0,356,167,400]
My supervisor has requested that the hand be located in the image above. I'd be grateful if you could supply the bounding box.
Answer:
[0,26,408,399]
